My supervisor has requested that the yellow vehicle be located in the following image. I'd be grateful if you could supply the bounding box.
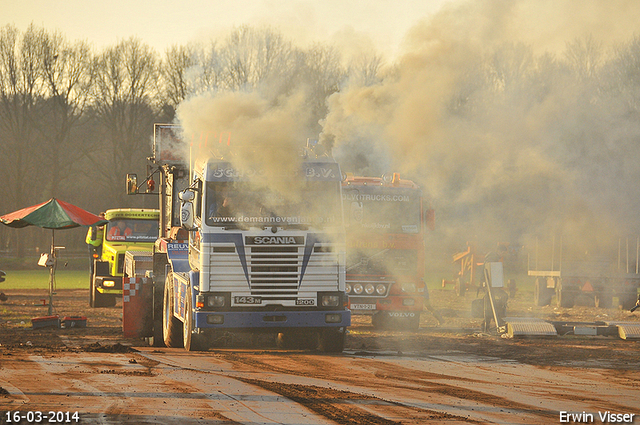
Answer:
[89,208,159,307]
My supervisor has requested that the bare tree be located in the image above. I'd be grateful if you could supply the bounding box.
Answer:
[88,37,160,205]
[160,44,198,119]
[0,24,45,255]
[300,44,345,134]
[486,42,535,94]
[186,41,223,96]
[218,26,296,93]
[606,35,640,113]
[565,35,603,84]
[37,29,95,198]
[347,54,383,87]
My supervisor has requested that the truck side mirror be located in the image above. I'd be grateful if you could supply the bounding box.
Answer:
[179,189,195,201]
[126,174,138,195]
[179,189,196,230]
[180,201,195,230]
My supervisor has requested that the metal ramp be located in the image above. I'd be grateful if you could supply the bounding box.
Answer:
[605,322,640,340]
[504,317,557,338]
[503,318,640,339]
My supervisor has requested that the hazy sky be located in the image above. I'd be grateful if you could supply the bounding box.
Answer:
[3,0,451,58]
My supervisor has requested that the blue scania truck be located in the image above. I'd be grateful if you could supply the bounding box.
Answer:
[128,124,350,351]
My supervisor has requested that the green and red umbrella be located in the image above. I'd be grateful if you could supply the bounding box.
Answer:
[0,198,108,315]
[0,198,107,229]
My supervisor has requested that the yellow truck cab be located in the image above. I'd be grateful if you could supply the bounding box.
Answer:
[90,208,159,307]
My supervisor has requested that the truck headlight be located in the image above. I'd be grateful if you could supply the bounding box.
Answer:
[345,283,352,294]
[364,284,375,295]
[207,295,226,307]
[376,284,386,295]
[321,295,340,307]
[401,283,416,293]
[103,280,115,287]
[353,283,364,294]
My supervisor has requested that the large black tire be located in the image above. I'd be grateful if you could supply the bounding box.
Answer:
[618,292,637,310]
[163,271,183,348]
[406,315,420,331]
[556,285,576,308]
[534,278,552,306]
[318,328,346,353]
[183,292,207,351]
[89,278,96,308]
[152,255,169,346]
[371,312,385,329]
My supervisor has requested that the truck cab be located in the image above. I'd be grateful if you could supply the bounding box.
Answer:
[159,158,350,351]
[89,208,159,307]
[342,173,433,330]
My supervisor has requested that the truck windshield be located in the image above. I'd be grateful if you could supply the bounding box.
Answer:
[205,181,341,229]
[347,248,418,276]
[105,219,158,242]
[342,187,421,234]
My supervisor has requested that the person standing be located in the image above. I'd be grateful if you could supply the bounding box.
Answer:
[86,212,106,277]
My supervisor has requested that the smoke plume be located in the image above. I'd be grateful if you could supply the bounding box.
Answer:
[177,89,311,197]
[321,0,640,257]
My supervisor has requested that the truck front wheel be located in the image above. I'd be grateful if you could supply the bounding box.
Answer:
[183,293,207,351]
[163,272,183,348]
[318,328,346,353]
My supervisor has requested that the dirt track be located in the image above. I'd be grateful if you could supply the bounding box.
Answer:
[1,288,640,424]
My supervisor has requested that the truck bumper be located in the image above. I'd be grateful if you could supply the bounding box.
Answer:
[95,275,123,295]
[194,310,351,329]
[349,296,424,314]
[96,288,123,295]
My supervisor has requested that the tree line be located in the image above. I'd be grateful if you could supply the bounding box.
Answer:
[0,24,359,257]
[2,22,640,258]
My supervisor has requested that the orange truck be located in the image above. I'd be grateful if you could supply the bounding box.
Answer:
[342,173,434,330]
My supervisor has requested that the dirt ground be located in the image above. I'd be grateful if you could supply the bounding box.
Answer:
[1,286,640,424]
[1,285,639,365]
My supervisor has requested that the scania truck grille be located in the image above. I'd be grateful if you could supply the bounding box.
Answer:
[249,246,299,300]
[206,241,340,304]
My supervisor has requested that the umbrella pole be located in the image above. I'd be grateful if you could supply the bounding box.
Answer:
[49,229,54,316]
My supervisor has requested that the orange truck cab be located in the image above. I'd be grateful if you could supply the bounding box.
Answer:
[342,173,434,330]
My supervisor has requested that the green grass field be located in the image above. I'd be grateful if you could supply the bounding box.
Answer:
[1,269,88,290]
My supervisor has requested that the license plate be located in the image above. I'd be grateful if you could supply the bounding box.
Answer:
[351,303,376,310]
[234,296,262,304]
